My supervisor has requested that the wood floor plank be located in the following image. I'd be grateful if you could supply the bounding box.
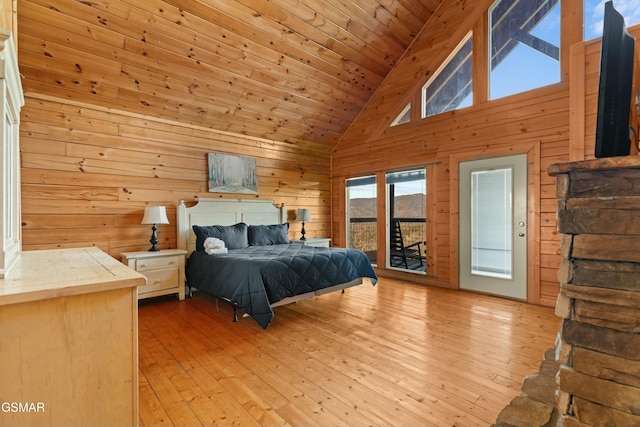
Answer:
[308,333,494,424]
[268,297,490,425]
[233,352,353,427]
[138,339,203,426]
[140,306,259,426]
[139,370,173,426]
[235,341,380,427]
[141,300,290,426]
[138,277,559,426]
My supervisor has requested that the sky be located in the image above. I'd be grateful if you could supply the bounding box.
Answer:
[585,0,640,39]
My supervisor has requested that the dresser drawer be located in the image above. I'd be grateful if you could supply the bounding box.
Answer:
[135,255,182,272]
[139,267,179,294]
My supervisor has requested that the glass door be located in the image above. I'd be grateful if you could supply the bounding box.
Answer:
[386,169,426,273]
[459,155,527,299]
[346,176,377,265]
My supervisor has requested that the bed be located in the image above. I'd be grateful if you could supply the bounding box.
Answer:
[177,197,378,328]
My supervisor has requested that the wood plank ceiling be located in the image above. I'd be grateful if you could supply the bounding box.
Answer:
[17,0,444,147]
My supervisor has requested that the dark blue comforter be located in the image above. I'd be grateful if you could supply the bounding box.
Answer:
[186,244,377,328]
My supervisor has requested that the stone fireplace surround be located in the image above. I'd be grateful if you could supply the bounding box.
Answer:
[495,157,640,427]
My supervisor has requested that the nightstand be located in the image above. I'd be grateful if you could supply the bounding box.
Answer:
[291,237,331,247]
[121,249,187,300]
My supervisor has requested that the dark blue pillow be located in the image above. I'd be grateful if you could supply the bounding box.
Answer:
[192,223,248,251]
[248,223,290,246]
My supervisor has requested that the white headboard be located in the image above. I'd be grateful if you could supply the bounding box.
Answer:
[177,197,287,253]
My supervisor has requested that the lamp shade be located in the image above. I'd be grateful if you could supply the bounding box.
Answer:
[141,206,169,225]
[295,208,311,222]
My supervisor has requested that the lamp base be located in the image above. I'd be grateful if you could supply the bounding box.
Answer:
[300,221,306,241]
[148,224,160,251]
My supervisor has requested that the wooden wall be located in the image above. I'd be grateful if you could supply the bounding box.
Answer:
[331,0,587,306]
[20,95,331,259]
[332,86,569,307]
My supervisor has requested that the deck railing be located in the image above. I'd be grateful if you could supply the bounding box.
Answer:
[349,217,425,264]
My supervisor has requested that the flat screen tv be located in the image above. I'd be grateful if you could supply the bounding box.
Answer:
[594,1,636,158]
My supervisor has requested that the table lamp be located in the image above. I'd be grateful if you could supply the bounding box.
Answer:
[141,206,169,251]
[295,208,311,241]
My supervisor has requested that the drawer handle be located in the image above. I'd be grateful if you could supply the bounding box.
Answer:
[139,263,147,268]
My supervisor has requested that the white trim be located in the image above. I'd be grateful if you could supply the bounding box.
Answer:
[0,30,24,279]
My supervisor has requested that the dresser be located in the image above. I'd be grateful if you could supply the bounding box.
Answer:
[121,249,187,300]
[291,237,332,247]
[0,247,145,427]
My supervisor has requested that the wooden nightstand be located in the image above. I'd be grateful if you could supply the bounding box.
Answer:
[291,237,331,247]
[121,249,187,300]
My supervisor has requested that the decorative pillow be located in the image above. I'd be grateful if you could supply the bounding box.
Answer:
[248,223,290,246]
[192,223,248,251]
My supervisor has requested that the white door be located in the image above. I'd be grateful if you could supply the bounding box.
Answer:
[459,154,527,299]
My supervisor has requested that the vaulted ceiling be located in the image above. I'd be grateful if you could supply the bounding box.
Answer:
[17,0,444,147]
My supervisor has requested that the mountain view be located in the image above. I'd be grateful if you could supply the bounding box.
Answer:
[349,193,426,218]
[348,193,426,262]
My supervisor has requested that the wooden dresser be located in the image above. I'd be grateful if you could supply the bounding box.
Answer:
[0,247,145,427]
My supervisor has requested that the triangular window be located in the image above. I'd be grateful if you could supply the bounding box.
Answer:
[422,34,473,118]
[391,104,411,126]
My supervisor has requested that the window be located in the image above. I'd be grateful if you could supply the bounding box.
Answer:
[391,104,411,126]
[471,167,513,278]
[346,176,377,265]
[422,34,473,118]
[489,0,560,100]
[584,0,640,40]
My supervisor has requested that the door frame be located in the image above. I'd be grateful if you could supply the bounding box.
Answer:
[459,154,527,299]
[449,143,541,303]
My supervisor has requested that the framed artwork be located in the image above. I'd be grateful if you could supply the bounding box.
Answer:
[208,153,258,194]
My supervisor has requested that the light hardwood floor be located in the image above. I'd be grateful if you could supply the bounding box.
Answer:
[138,278,559,427]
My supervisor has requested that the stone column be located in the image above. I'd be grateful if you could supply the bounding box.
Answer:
[549,157,640,427]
